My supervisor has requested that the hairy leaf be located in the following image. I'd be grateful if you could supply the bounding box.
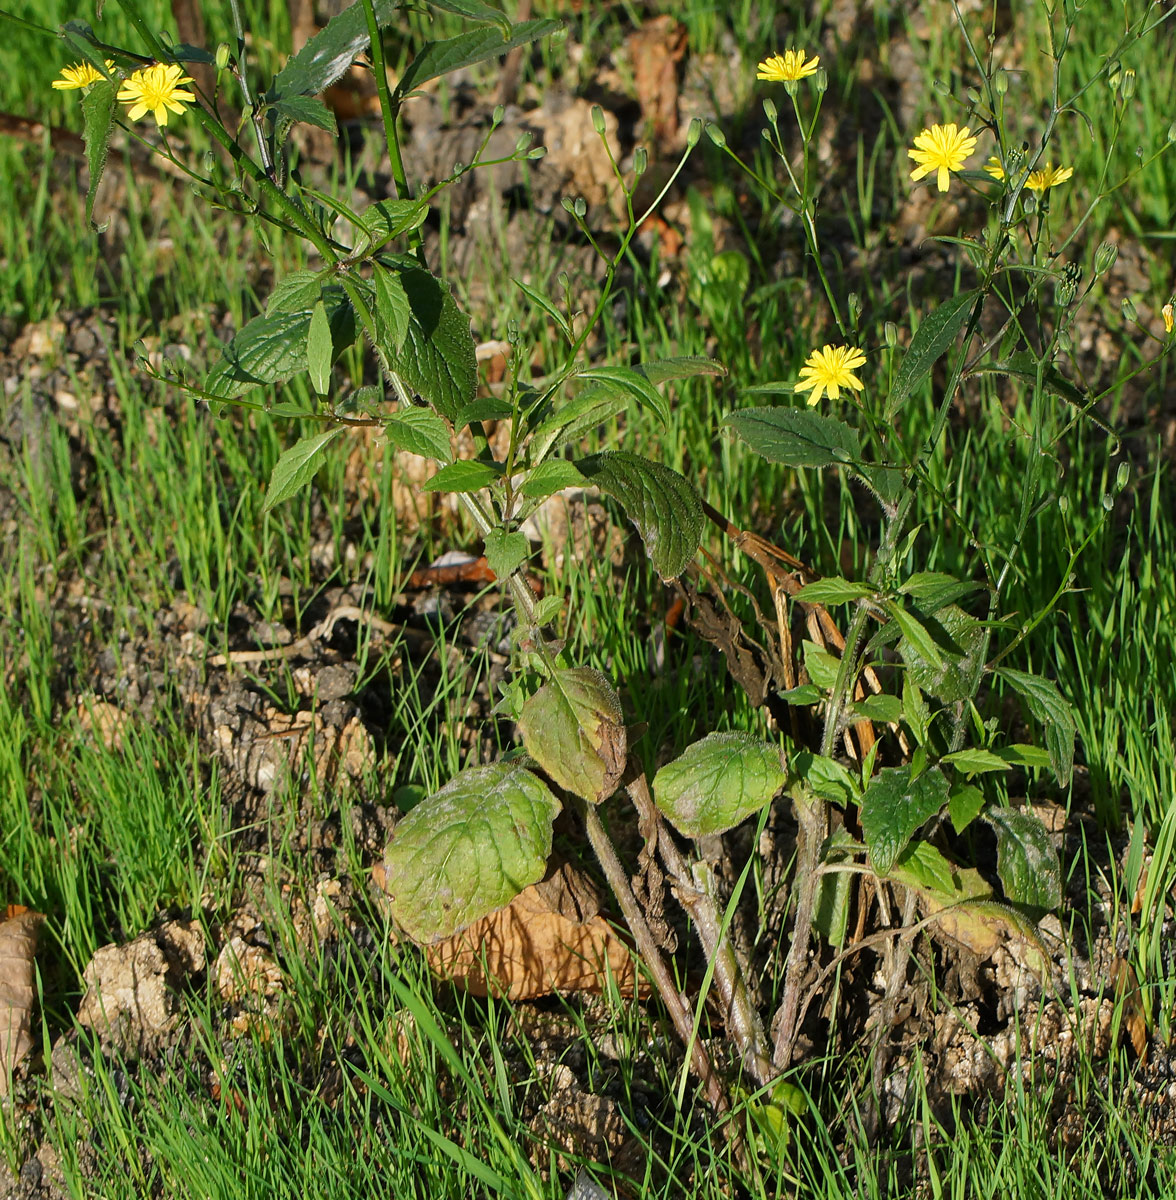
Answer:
[895,603,985,703]
[793,577,872,605]
[270,0,400,100]
[996,668,1076,787]
[724,407,861,468]
[520,459,585,498]
[383,407,453,462]
[576,364,671,428]
[886,290,979,418]
[986,806,1062,910]
[381,762,561,942]
[421,460,502,493]
[483,529,529,581]
[263,428,344,512]
[81,80,116,230]
[529,389,628,466]
[396,20,563,99]
[860,765,949,876]
[653,732,788,838]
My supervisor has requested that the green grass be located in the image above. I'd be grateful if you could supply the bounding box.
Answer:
[2,0,1176,1195]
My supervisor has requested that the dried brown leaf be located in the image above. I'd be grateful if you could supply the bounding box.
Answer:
[0,906,44,1095]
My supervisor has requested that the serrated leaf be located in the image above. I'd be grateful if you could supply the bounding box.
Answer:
[793,577,872,605]
[454,397,514,428]
[371,261,411,354]
[899,571,983,612]
[941,747,1009,775]
[362,256,476,421]
[520,460,585,498]
[724,407,861,468]
[792,751,858,807]
[206,289,355,399]
[270,0,400,100]
[947,782,985,834]
[997,744,1053,770]
[652,732,788,838]
[885,599,944,672]
[857,462,904,506]
[518,668,626,804]
[986,807,1062,910]
[357,200,429,248]
[384,407,452,462]
[801,640,839,690]
[576,364,670,428]
[996,668,1076,787]
[860,765,950,876]
[513,279,573,343]
[575,452,702,581]
[421,460,502,493]
[529,390,628,465]
[851,693,904,724]
[381,762,561,942]
[395,20,563,99]
[897,603,986,703]
[483,529,529,580]
[424,0,512,35]
[886,290,979,419]
[778,684,822,706]
[263,428,344,512]
[267,270,325,315]
[81,79,116,230]
[307,300,332,394]
[270,93,338,134]
[532,595,563,626]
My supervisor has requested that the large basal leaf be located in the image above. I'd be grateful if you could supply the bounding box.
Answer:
[395,19,563,99]
[986,806,1062,911]
[895,603,985,704]
[885,289,979,419]
[263,427,344,512]
[652,732,788,838]
[860,765,949,876]
[269,0,400,100]
[381,762,562,943]
[996,668,1076,787]
[363,257,476,422]
[205,289,354,399]
[518,668,627,804]
[724,407,861,469]
[575,451,703,581]
[81,79,116,230]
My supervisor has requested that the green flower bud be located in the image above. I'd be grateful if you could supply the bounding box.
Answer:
[763,97,778,125]
[591,104,606,135]
[492,104,505,127]
[528,146,547,160]
[514,132,532,153]
[573,196,587,218]
[932,78,950,96]
[993,70,1008,96]
[1057,328,1073,353]
[632,146,648,176]
[706,122,727,148]
[1122,68,1136,99]
[1121,296,1138,322]
[884,321,898,349]
[1094,240,1118,275]
[814,68,828,93]
[215,42,231,71]
[1116,462,1130,491]
[847,292,861,327]
[686,117,703,149]
[1167,121,1176,144]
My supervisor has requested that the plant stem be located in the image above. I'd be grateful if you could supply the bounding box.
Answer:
[579,799,729,1114]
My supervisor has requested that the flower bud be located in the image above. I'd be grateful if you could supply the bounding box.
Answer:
[993,70,1008,96]
[966,87,982,106]
[215,42,230,71]
[591,104,606,135]
[1163,300,1174,335]
[1057,328,1072,353]
[492,104,505,127]
[932,78,950,95]
[573,196,587,218]
[1168,121,1176,145]
[763,97,778,125]
[632,146,648,176]
[1107,61,1121,91]
[847,292,861,327]
[1116,462,1130,491]
[1121,68,1136,100]
[1121,296,1138,322]
[514,132,532,153]
[884,321,898,349]
[528,146,547,160]
[706,122,727,148]
[1093,241,1118,275]
[814,68,828,93]
[686,117,703,149]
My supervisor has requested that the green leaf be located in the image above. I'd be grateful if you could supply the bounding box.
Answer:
[947,782,985,834]
[996,668,1076,787]
[372,260,411,353]
[897,603,986,703]
[454,397,514,428]
[576,451,703,581]
[421,460,502,493]
[902,675,930,744]
[997,744,1053,770]
[513,279,573,343]
[652,732,788,838]
[850,693,904,724]
[518,668,627,804]
[636,357,727,386]
[81,80,116,230]
[381,762,561,942]
[801,640,839,690]
[814,828,856,948]
[270,93,338,135]
[941,747,1009,775]
[307,300,333,394]
[483,529,529,580]
[856,463,904,507]
[886,290,979,419]
[263,428,344,513]
[267,270,325,315]
[985,807,1062,910]
[969,350,1091,413]
[576,364,671,428]
[860,765,950,876]
[363,256,476,422]
[424,0,512,34]
[778,684,821,707]
[529,390,627,465]
[531,595,563,626]
[900,571,983,612]
[792,751,859,807]
[724,407,861,468]
[884,599,945,672]
[270,0,400,100]
[520,459,585,498]
[206,290,355,399]
[358,201,430,254]
[395,20,563,99]
[383,407,452,462]
[793,577,872,605]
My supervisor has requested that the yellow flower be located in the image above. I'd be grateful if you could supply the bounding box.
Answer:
[907,123,978,192]
[1163,301,1174,335]
[1026,163,1073,193]
[756,50,820,83]
[117,63,196,128]
[794,344,867,405]
[983,155,1005,181]
[52,60,116,91]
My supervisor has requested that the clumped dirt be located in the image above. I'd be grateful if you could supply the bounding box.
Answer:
[3,6,1176,1197]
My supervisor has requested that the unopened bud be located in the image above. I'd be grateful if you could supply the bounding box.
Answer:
[1022,191,1038,214]
[1057,328,1073,353]
[686,117,703,149]
[1163,300,1174,335]
[1122,296,1138,322]
[763,97,778,125]
[993,70,1008,96]
[528,145,547,160]
[215,42,230,71]
[632,146,648,176]
[1107,62,1121,91]
[966,87,982,106]
[814,68,828,93]
[1116,462,1130,491]
[1094,241,1118,275]
[884,321,898,349]
[847,292,861,327]
[573,196,587,218]
[591,104,606,136]
[1167,121,1176,144]
[706,122,726,148]
[932,78,950,96]
[492,104,505,126]
[1121,68,1136,99]
[514,131,531,153]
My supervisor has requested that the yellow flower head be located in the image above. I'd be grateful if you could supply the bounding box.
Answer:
[983,155,1005,182]
[1026,163,1073,194]
[52,60,116,91]
[908,123,978,192]
[117,63,196,128]
[757,50,820,83]
[794,344,867,405]
[1163,301,1175,335]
